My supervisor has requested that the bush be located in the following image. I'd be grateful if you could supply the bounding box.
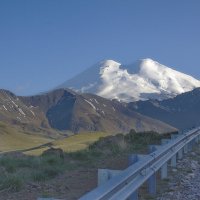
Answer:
[0,175,23,192]
[42,165,62,178]
[0,157,18,173]
[31,170,47,182]
[42,155,63,165]
[125,130,162,145]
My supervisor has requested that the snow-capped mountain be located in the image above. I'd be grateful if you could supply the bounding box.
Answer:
[57,58,200,102]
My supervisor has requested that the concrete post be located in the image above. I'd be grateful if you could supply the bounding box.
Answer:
[161,139,171,145]
[128,154,149,199]
[171,134,179,140]
[147,145,158,195]
[183,144,188,154]
[188,141,193,151]
[161,162,168,179]
[171,155,176,167]
[148,145,160,153]
[128,154,139,200]
[195,136,199,144]
[98,169,121,186]
[98,169,108,186]
[128,154,139,166]
[148,173,156,195]
[160,140,169,179]
[178,149,183,160]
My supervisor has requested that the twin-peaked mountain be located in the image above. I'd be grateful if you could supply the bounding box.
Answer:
[57,58,200,102]
[0,89,176,134]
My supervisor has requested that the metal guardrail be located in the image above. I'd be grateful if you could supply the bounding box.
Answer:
[79,127,200,200]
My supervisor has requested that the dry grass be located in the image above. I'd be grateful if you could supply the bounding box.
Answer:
[25,132,108,155]
[0,122,52,153]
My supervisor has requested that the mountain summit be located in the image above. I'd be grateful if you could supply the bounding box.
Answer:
[57,58,200,102]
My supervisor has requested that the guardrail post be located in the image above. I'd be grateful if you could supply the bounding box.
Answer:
[147,145,158,195]
[161,162,167,179]
[171,154,176,167]
[178,149,183,159]
[148,171,156,195]
[161,139,171,145]
[160,140,169,179]
[192,139,196,147]
[188,141,193,151]
[98,169,108,186]
[128,154,139,166]
[98,169,121,186]
[183,144,188,154]
[170,135,178,167]
[128,154,140,200]
[195,136,199,144]
[160,140,170,179]
[171,134,179,140]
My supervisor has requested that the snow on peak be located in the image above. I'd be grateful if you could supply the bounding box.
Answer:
[57,58,200,102]
[100,59,121,66]
[99,60,121,74]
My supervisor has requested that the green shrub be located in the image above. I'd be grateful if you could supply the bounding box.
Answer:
[0,175,23,192]
[0,157,18,173]
[125,130,162,145]
[31,171,47,182]
[42,155,63,165]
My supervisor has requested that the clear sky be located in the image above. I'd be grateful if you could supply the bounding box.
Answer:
[0,0,200,96]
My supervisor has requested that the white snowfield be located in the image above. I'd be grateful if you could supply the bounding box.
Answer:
[58,58,200,102]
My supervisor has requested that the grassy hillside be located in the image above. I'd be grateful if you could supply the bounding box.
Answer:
[0,120,108,155]
[0,122,53,152]
[25,132,108,155]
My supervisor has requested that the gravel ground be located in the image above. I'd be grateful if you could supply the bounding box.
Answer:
[156,145,200,200]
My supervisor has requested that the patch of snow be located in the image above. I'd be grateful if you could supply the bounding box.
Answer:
[3,105,7,111]
[84,99,96,110]
[93,99,99,104]
[11,101,18,108]
[30,110,35,116]
[18,108,26,116]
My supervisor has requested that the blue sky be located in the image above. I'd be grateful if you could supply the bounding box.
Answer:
[0,0,200,95]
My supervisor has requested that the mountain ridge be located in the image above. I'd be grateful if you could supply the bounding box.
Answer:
[0,88,176,135]
[129,87,200,130]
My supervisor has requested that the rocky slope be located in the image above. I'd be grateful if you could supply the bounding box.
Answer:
[129,88,200,130]
[0,89,49,129]
[0,89,61,138]
[57,58,200,102]
[21,89,176,133]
